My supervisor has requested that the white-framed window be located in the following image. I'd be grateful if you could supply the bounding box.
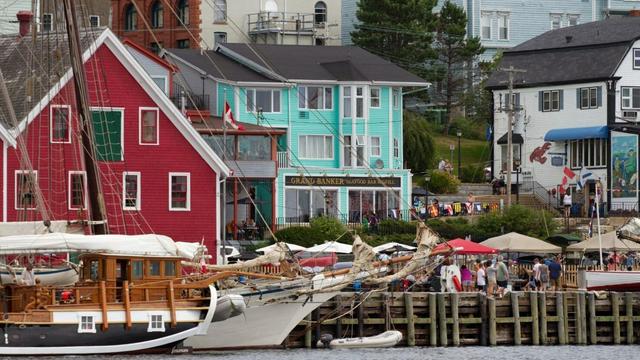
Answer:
[42,13,53,32]
[370,136,381,157]
[139,107,159,145]
[50,104,71,143]
[15,170,37,210]
[246,89,280,113]
[298,86,332,110]
[148,313,165,332]
[550,14,562,30]
[568,14,579,27]
[392,88,400,109]
[500,144,521,171]
[169,173,190,211]
[89,15,100,27]
[343,135,366,168]
[570,139,607,168]
[579,87,599,109]
[498,13,509,40]
[68,171,86,210]
[633,49,640,70]
[481,12,492,40]
[393,138,399,158]
[78,314,96,333]
[370,87,381,108]
[214,0,227,23]
[355,87,364,118]
[151,76,168,94]
[123,172,141,211]
[285,188,338,220]
[621,87,640,109]
[299,135,333,159]
[343,87,352,118]
[542,90,561,112]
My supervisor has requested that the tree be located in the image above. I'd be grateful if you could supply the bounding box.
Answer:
[351,0,437,80]
[462,53,502,126]
[403,111,435,172]
[431,1,484,134]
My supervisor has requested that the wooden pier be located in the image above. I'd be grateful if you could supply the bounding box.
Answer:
[285,291,640,347]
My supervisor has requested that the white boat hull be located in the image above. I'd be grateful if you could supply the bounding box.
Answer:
[326,330,402,349]
[585,271,640,291]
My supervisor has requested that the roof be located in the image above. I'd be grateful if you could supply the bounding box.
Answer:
[220,43,429,85]
[123,39,177,72]
[486,17,640,89]
[191,116,286,135]
[544,126,608,141]
[497,133,523,145]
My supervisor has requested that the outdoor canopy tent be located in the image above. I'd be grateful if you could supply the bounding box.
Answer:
[256,242,307,253]
[306,241,353,254]
[0,233,201,258]
[566,231,640,252]
[372,242,417,253]
[432,238,498,255]
[480,232,562,254]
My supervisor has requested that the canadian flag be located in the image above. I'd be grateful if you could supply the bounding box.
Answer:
[223,101,244,130]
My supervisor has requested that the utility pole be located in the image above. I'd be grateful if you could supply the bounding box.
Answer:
[499,66,526,208]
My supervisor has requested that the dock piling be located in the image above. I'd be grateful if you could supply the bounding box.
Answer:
[404,293,416,347]
[511,292,521,345]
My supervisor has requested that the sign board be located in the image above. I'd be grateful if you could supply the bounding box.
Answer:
[285,175,401,188]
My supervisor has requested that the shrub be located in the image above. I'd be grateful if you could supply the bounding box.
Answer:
[460,164,487,183]
[363,233,418,248]
[273,226,324,248]
[377,219,417,235]
[475,205,558,239]
[426,170,460,194]
[309,216,352,243]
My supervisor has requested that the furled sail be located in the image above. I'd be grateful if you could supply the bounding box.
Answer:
[204,242,291,271]
[618,217,640,243]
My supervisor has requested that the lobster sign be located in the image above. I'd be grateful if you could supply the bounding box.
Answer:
[530,142,552,164]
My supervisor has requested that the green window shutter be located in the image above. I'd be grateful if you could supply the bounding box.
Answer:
[91,110,122,162]
[597,86,603,107]
[559,90,564,110]
[576,88,581,109]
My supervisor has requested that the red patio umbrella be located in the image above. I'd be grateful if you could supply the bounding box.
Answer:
[432,238,498,256]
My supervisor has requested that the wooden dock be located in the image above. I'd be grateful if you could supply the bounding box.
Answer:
[285,291,640,347]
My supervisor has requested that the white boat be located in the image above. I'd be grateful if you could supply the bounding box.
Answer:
[584,270,640,291]
[212,294,246,322]
[0,265,78,286]
[324,330,402,349]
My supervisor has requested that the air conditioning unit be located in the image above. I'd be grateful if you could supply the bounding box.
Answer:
[623,111,638,121]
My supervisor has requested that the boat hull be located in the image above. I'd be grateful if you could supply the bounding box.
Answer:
[327,330,403,349]
[586,271,640,291]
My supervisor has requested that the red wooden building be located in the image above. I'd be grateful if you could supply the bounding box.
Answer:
[0,27,228,260]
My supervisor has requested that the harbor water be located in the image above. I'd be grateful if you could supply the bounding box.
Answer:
[34,346,640,360]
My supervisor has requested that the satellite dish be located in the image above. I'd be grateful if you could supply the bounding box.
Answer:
[375,159,384,169]
[264,0,278,12]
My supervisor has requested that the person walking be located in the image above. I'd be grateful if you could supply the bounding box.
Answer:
[485,260,497,297]
[496,256,510,297]
[532,258,542,290]
[476,261,486,293]
[563,189,572,218]
[460,265,473,292]
[539,260,550,291]
[548,256,563,291]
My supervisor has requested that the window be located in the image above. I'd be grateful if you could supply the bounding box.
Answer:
[139,108,159,145]
[370,136,381,157]
[42,13,53,32]
[51,105,71,143]
[578,87,600,109]
[246,89,280,113]
[91,109,123,161]
[299,135,333,159]
[621,87,640,109]
[355,87,364,118]
[169,173,190,210]
[343,135,352,167]
[149,42,161,54]
[393,138,399,158]
[151,1,163,28]
[348,190,400,222]
[132,260,143,279]
[498,13,509,40]
[78,315,96,333]
[124,4,136,31]
[343,87,352,117]
[89,15,100,27]
[550,14,562,30]
[570,139,607,168]
[151,76,167,94]
[123,172,141,210]
[481,12,492,39]
[285,189,337,220]
[214,31,227,45]
[176,39,190,48]
[177,0,189,25]
[148,260,161,276]
[148,314,165,332]
[298,86,332,110]
[568,15,579,27]
[500,144,521,171]
[214,0,227,23]
[164,261,176,277]
[68,172,86,210]
[314,1,327,25]
[392,88,400,109]
[15,171,37,210]
[370,88,380,108]
[634,49,640,70]
[238,135,271,160]
[344,135,366,167]
[541,90,561,112]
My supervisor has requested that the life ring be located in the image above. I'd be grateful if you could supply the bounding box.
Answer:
[443,264,462,293]
[452,275,462,292]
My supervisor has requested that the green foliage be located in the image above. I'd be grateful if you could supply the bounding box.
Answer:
[377,219,417,235]
[475,205,559,239]
[460,164,486,183]
[273,227,324,248]
[363,233,418,248]
[423,170,460,194]
[463,53,503,126]
[403,111,436,172]
[309,216,352,243]
[449,117,485,140]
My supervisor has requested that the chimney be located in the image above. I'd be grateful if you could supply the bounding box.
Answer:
[16,11,33,37]
[630,9,640,17]
[566,35,573,44]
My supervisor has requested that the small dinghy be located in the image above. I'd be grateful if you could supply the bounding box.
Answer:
[212,294,246,322]
[320,330,402,349]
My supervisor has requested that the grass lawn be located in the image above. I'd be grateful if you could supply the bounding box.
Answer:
[432,135,491,174]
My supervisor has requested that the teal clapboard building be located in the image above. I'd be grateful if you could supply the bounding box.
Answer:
[166,43,428,226]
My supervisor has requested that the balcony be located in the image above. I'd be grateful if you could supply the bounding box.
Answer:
[277,151,290,168]
[248,12,318,36]
[170,91,209,111]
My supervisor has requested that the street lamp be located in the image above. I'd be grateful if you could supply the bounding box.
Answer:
[514,159,521,204]
[449,144,455,170]
[424,175,431,215]
[456,130,462,177]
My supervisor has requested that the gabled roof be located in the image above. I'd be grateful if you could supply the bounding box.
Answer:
[123,39,177,72]
[486,17,640,90]
[0,28,229,177]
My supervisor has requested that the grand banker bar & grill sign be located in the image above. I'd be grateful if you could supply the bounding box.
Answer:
[285,175,401,188]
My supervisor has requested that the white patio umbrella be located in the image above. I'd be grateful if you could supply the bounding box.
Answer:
[306,241,353,254]
[373,242,417,253]
[566,231,640,252]
[256,242,307,253]
[480,232,561,254]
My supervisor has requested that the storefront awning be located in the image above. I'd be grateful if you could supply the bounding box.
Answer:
[544,126,608,141]
[496,133,524,145]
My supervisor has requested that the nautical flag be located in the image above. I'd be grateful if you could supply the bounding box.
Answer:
[577,167,594,191]
[223,101,245,130]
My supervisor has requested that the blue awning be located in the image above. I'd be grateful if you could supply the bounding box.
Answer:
[544,126,608,142]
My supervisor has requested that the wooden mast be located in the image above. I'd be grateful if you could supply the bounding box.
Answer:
[62,0,108,234]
